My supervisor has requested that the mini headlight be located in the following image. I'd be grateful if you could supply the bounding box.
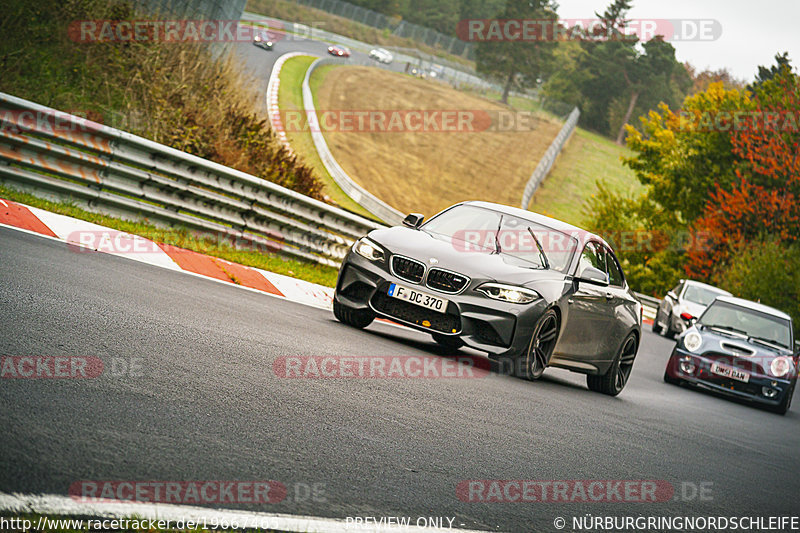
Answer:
[476,283,540,304]
[683,331,703,352]
[353,237,384,262]
[770,356,792,378]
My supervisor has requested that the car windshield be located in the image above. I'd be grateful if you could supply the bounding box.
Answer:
[698,300,792,348]
[421,205,579,272]
[683,284,726,306]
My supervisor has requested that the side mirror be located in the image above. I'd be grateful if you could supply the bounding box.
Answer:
[795,340,800,356]
[578,266,609,286]
[667,291,678,300]
[402,213,424,229]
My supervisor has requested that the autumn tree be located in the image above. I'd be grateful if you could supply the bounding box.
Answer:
[686,57,800,278]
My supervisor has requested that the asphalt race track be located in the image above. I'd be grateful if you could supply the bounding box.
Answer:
[2,22,798,533]
[232,24,410,115]
[1,226,799,531]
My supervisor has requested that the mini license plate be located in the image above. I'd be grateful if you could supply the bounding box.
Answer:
[388,283,447,313]
[711,362,750,383]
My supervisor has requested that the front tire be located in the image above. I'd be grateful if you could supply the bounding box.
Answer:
[768,382,795,415]
[663,370,681,385]
[664,312,677,339]
[333,299,375,329]
[517,309,559,381]
[587,333,638,396]
[652,308,663,334]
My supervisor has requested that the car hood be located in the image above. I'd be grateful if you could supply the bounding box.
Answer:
[688,326,794,374]
[679,300,707,320]
[368,226,565,286]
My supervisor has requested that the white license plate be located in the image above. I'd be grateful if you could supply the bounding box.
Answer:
[388,283,447,313]
[711,362,750,383]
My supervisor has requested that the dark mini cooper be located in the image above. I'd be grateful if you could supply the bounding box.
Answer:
[333,201,642,395]
[665,296,798,414]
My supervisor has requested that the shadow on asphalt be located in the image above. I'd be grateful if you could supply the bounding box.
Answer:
[328,318,595,393]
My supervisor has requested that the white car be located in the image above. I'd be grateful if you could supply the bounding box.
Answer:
[369,48,393,64]
[653,280,732,338]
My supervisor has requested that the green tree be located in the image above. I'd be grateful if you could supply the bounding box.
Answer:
[623,83,752,222]
[474,0,559,104]
[572,0,689,140]
[715,237,800,326]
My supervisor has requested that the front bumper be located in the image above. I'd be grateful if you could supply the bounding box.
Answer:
[335,251,546,357]
[666,347,795,407]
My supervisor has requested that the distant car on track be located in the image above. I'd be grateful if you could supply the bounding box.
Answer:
[327,45,351,57]
[653,280,731,338]
[369,48,393,64]
[333,201,643,395]
[253,31,274,50]
[664,296,797,414]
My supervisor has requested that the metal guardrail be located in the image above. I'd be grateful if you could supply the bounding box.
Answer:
[288,0,474,60]
[634,292,661,321]
[521,107,580,210]
[302,57,405,225]
[0,92,385,267]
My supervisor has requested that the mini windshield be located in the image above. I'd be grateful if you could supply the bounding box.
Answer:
[698,300,792,348]
[683,285,727,306]
[421,205,579,273]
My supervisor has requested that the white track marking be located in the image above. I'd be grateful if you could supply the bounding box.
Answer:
[0,492,489,533]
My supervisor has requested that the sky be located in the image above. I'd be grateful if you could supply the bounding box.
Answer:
[555,0,800,82]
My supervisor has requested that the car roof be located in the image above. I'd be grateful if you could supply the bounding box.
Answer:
[712,295,792,321]
[682,280,731,294]
[460,201,607,248]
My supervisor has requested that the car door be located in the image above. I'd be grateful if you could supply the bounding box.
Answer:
[558,241,614,359]
[602,245,635,355]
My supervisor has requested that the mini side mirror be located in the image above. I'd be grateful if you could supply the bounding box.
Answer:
[667,291,678,300]
[578,266,609,287]
[402,213,424,229]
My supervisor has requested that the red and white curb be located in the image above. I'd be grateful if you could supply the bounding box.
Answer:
[0,198,334,310]
[266,52,312,153]
[0,492,488,533]
[1,197,653,329]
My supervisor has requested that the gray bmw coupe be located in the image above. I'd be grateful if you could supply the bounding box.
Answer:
[333,201,642,395]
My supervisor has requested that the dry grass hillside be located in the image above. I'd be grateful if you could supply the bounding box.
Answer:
[313,66,563,217]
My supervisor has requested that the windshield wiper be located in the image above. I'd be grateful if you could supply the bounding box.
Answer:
[748,335,789,350]
[702,324,749,337]
[527,227,550,269]
[493,214,503,254]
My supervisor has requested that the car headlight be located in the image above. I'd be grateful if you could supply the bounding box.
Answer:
[770,356,792,378]
[353,237,384,262]
[683,330,703,352]
[476,283,540,304]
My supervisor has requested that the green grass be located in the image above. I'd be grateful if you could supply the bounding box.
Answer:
[277,56,378,220]
[528,128,645,226]
[0,185,339,287]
